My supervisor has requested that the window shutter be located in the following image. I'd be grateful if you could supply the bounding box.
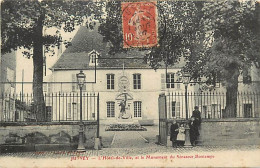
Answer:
[72,74,76,92]
[43,83,47,92]
[161,74,165,90]
[48,83,52,93]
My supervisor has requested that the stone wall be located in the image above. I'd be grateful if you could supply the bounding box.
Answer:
[0,122,97,153]
[198,119,260,146]
[166,118,260,146]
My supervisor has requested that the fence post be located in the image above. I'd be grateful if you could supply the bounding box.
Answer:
[97,93,100,138]
[94,93,101,150]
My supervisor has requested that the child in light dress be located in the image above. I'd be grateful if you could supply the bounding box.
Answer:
[177,123,185,146]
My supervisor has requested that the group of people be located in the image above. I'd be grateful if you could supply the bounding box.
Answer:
[170,106,201,147]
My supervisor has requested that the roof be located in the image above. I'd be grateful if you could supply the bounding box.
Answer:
[51,25,185,70]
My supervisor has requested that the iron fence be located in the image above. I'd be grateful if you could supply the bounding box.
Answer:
[165,91,260,119]
[0,92,99,122]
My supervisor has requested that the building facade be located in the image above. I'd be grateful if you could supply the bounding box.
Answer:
[48,26,192,124]
[47,25,260,124]
[0,51,16,121]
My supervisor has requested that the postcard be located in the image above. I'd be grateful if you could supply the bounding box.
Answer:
[0,0,260,167]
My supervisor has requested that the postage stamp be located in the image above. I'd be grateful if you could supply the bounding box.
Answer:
[122,1,158,48]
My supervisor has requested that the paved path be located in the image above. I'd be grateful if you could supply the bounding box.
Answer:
[110,131,150,148]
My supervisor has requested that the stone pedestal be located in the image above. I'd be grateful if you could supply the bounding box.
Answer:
[184,126,192,148]
[117,119,134,124]
[155,135,160,144]
[94,137,101,150]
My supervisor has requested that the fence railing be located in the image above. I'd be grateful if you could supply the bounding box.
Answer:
[0,92,99,122]
[165,91,260,119]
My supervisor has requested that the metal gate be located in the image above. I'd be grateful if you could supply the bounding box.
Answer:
[158,93,168,146]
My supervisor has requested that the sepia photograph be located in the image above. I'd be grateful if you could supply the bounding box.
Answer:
[0,0,260,167]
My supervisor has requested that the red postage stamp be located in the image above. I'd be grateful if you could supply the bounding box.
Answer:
[122,2,158,48]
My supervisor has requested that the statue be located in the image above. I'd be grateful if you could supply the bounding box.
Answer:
[119,100,126,118]
[118,98,132,119]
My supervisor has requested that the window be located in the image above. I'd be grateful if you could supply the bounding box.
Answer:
[171,101,180,118]
[133,74,141,89]
[43,83,52,93]
[211,104,220,118]
[67,103,72,119]
[107,74,115,90]
[72,74,77,92]
[107,102,115,118]
[72,74,86,92]
[89,50,99,66]
[166,73,174,88]
[244,104,252,118]
[134,101,142,117]
[243,68,252,84]
[72,102,77,119]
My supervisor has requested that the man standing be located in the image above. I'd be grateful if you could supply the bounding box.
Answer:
[192,106,201,126]
[190,106,201,146]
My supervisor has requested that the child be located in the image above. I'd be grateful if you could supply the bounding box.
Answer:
[177,123,185,146]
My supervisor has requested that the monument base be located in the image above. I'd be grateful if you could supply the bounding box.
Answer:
[105,123,147,131]
[117,118,135,124]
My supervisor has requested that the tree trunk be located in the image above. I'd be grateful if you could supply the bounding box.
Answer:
[32,15,46,122]
[224,63,239,118]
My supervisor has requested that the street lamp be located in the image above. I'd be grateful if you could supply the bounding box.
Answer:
[182,71,192,147]
[76,70,86,152]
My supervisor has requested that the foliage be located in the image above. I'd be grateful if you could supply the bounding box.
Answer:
[1,0,103,55]
[186,1,260,87]
[98,1,204,69]
[1,0,104,121]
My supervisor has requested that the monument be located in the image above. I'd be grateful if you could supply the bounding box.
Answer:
[116,74,134,123]
[105,68,146,131]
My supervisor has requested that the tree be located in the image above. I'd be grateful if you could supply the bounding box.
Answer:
[186,1,260,117]
[1,0,103,121]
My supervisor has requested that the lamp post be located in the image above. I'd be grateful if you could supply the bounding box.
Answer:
[76,70,86,152]
[182,71,192,147]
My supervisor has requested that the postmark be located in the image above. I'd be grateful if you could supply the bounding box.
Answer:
[122,1,158,48]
